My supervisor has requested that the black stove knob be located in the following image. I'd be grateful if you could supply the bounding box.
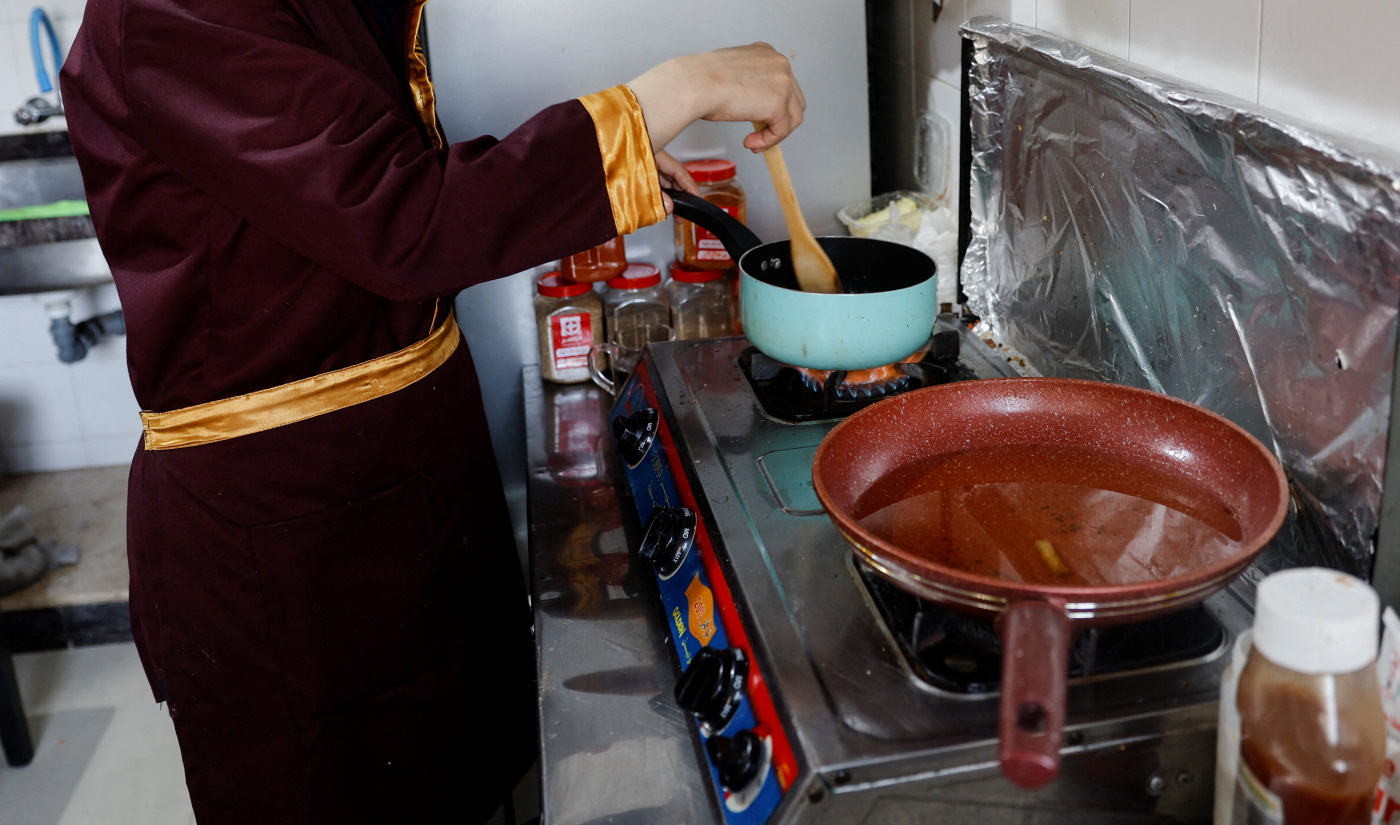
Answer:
[611,409,659,468]
[637,506,696,579]
[706,729,763,792]
[675,646,748,734]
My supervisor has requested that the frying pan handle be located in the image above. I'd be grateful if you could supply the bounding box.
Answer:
[997,600,1071,789]
[664,188,763,262]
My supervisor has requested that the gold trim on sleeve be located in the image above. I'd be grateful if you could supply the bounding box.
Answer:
[405,0,445,148]
[139,311,460,451]
[578,85,666,236]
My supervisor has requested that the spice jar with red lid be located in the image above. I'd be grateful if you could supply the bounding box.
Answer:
[602,263,670,343]
[674,158,747,270]
[535,272,603,383]
[667,262,734,340]
[560,235,628,283]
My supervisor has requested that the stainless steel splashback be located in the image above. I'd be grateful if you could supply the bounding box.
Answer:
[958,17,1400,607]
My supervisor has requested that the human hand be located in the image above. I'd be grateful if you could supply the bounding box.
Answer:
[655,150,699,215]
[627,42,807,154]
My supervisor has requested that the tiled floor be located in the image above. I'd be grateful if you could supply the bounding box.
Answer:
[0,642,194,825]
[2,642,540,825]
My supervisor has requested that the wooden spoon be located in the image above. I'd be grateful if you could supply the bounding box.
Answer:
[752,123,842,294]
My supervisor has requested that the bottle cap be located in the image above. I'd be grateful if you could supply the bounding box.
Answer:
[1253,567,1380,674]
[683,159,737,183]
[670,262,727,284]
[536,272,591,298]
[606,263,662,290]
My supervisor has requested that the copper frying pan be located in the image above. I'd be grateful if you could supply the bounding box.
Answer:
[811,377,1288,789]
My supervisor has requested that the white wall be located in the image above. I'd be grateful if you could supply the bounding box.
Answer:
[895,0,1400,210]
[0,285,137,473]
[0,0,139,474]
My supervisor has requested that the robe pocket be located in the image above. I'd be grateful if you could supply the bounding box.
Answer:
[248,474,445,725]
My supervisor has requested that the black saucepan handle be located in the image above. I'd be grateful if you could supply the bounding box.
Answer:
[665,188,764,263]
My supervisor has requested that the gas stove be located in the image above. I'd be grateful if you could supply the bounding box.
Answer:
[606,317,1245,825]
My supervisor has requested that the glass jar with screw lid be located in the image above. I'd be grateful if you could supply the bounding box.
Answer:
[603,262,670,343]
[667,261,734,340]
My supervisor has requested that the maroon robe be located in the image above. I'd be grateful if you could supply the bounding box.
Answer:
[60,1,636,821]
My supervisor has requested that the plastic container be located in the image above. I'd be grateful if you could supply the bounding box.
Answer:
[1372,608,1400,824]
[1231,568,1384,825]
[667,262,734,340]
[674,159,746,270]
[603,263,669,343]
[535,272,603,383]
[561,235,628,283]
[837,190,929,243]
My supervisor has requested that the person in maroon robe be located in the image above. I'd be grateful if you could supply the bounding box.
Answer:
[58,1,805,822]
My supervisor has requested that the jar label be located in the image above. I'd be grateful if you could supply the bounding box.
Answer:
[685,573,717,646]
[549,312,594,370]
[696,204,740,261]
[1231,756,1283,825]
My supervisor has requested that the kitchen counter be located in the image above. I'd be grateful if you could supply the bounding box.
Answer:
[524,367,717,825]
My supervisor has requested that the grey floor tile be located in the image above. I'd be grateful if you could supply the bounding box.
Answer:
[0,707,114,825]
[5,643,192,825]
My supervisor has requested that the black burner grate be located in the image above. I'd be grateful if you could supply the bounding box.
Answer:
[738,330,977,423]
[856,564,1225,695]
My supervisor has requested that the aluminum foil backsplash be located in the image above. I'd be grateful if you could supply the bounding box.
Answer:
[959,18,1400,603]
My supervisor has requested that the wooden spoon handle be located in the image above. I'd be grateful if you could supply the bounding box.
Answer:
[758,143,808,240]
[752,123,841,294]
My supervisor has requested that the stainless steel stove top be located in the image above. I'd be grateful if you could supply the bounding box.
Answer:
[634,318,1247,822]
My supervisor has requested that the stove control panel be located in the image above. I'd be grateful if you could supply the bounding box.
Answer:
[612,408,659,468]
[638,506,696,580]
[675,646,748,735]
[708,730,765,792]
[611,364,797,825]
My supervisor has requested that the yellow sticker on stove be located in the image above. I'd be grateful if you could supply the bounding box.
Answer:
[686,574,717,646]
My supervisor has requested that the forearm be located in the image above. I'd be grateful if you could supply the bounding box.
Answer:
[626,42,806,154]
[626,56,702,151]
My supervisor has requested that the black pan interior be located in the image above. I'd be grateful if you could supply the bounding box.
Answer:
[740,237,935,294]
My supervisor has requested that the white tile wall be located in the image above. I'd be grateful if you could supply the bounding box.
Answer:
[1036,0,1131,59]
[0,286,137,474]
[1,438,86,473]
[904,0,1400,225]
[916,0,963,87]
[0,361,82,446]
[0,2,136,474]
[70,337,140,442]
[1130,0,1261,104]
[1257,0,1400,157]
[968,0,1036,25]
[82,433,136,467]
[0,291,59,366]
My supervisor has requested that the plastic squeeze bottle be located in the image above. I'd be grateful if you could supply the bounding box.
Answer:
[1232,567,1384,825]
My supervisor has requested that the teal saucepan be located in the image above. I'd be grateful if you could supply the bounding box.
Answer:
[666,189,937,371]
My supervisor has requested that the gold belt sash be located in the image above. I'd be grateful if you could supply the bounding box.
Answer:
[140,311,460,451]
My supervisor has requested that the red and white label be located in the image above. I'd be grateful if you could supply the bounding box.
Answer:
[549,312,594,370]
[695,204,739,262]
